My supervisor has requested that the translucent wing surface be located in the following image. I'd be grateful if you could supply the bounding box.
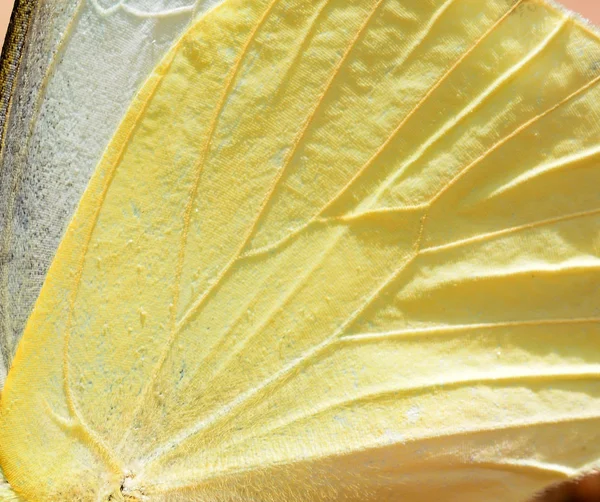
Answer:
[1,0,600,500]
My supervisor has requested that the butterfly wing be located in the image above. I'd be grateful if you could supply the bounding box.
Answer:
[1,0,600,500]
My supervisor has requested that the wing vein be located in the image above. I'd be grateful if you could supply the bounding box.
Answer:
[426,71,600,210]
[187,228,346,396]
[239,1,524,261]
[316,0,526,217]
[367,13,569,209]
[0,0,86,364]
[60,39,179,478]
[146,413,600,495]
[472,143,600,204]
[116,0,282,452]
[141,215,427,466]
[174,0,389,337]
[208,368,600,453]
[420,207,600,254]
[342,317,600,343]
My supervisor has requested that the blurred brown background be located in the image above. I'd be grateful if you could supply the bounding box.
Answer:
[563,0,600,24]
[0,0,598,501]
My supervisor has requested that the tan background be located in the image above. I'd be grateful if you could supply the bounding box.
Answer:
[0,0,14,47]
[562,0,600,24]
[0,1,600,47]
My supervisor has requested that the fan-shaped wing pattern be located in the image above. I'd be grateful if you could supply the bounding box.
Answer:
[1,0,600,500]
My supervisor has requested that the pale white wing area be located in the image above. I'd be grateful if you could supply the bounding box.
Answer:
[0,0,224,383]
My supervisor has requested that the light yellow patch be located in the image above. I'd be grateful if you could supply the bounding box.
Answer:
[1,0,600,500]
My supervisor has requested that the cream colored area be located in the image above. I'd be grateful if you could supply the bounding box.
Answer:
[2,0,600,500]
[0,0,225,385]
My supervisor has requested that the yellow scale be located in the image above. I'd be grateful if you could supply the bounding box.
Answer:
[1,0,600,500]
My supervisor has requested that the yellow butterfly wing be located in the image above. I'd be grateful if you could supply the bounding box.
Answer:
[1,0,600,500]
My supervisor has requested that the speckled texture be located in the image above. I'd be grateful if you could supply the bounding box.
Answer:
[1,0,600,499]
[0,0,225,385]
[0,0,37,388]
[0,0,36,157]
